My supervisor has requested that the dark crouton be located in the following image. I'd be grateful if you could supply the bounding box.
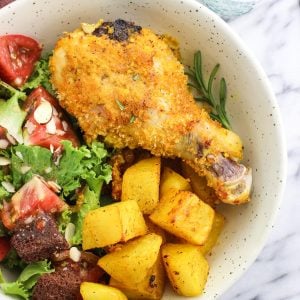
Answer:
[11,213,68,263]
[32,265,81,300]
[92,19,142,42]
[33,255,103,300]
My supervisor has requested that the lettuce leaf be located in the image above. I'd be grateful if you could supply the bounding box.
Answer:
[0,269,5,284]
[0,80,26,144]
[1,281,29,300]
[55,141,89,195]
[8,141,112,196]
[57,141,111,195]
[58,187,101,245]
[58,209,72,234]
[18,261,53,290]
[11,145,53,189]
[0,187,9,201]
[55,142,112,245]
[80,141,112,194]
[20,55,54,95]
[71,187,100,245]
[0,93,26,144]
[0,260,53,300]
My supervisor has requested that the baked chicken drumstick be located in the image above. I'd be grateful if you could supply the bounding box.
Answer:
[50,19,252,205]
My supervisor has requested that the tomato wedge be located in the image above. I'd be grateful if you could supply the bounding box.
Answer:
[23,87,79,150]
[0,35,42,87]
[1,176,66,230]
[0,237,10,261]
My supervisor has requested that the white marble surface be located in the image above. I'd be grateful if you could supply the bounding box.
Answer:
[221,0,300,299]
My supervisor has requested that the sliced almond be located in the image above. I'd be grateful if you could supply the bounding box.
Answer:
[24,120,36,135]
[46,180,61,193]
[1,181,15,193]
[62,121,68,131]
[0,157,11,166]
[52,107,58,116]
[0,139,9,149]
[46,117,57,135]
[54,154,62,166]
[55,146,62,154]
[6,133,16,145]
[14,77,23,86]
[20,165,31,174]
[44,167,52,174]
[34,100,53,124]
[65,223,76,245]
[15,151,23,160]
[56,129,65,136]
[24,216,34,224]
[69,247,81,262]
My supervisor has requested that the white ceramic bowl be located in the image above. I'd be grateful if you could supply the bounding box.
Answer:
[0,0,287,299]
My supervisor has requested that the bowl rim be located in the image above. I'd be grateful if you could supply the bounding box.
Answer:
[0,0,288,298]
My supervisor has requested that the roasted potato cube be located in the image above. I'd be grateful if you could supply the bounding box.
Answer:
[109,256,165,300]
[162,244,209,296]
[80,282,127,300]
[150,190,215,245]
[181,162,219,206]
[82,200,147,250]
[98,233,162,286]
[165,213,225,254]
[199,213,225,255]
[160,167,191,197]
[121,157,161,214]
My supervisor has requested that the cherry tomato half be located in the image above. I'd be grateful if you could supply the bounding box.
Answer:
[1,176,66,230]
[23,87,80,150]
[0,34,41,87]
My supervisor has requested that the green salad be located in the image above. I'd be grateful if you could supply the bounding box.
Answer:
[0,43,112,299]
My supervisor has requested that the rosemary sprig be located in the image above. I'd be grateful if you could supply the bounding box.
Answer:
[129,115,136,123]
[115,99,125,111]
[187,51,231,129]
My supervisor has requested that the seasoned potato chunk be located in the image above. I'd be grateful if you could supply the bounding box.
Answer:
[181,162,219,206]
[110,256,165,300]
[199,213,225,255]
[150,190,215,245]
[121,157,161,214]
[98,233,162,286]
[165,213,225,255]
[80,282,127,300]
[162,244,209,296]
[82,200,147,250]
[160,167,191,197]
